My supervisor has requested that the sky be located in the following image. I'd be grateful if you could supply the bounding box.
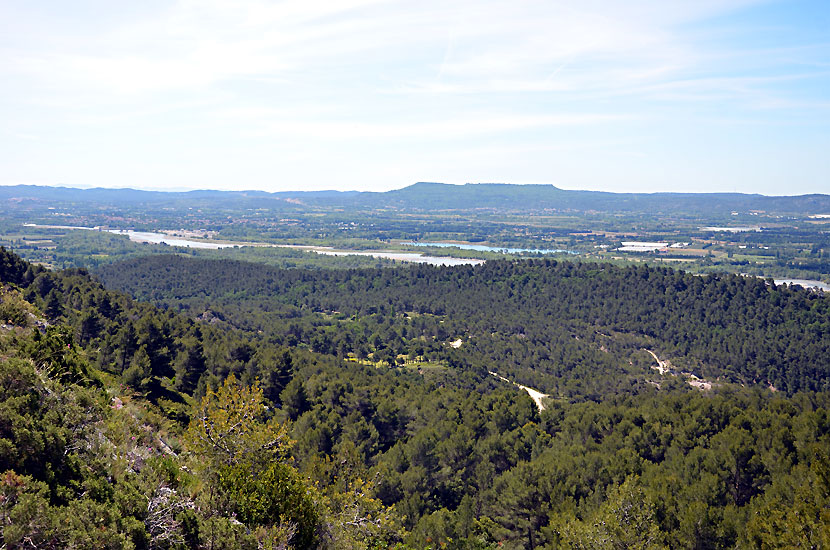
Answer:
[1,0,828,195]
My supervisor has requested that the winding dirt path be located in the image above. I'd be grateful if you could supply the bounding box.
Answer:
[489,371,549,411]
[644,349,669,375]
[644,349,713,391]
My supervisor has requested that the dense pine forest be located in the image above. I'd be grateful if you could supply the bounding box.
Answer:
[97,255,830,395]
[1,246,829,549]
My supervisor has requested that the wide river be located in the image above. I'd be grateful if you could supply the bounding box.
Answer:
[774,278,830,292]
[402,241,575,254]
[24,224,830,284]
[24,224,484,266]
[106,229,236,249]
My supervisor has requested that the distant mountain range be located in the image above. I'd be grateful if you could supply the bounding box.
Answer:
[2,182,828,216]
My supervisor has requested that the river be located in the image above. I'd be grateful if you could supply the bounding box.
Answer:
[24,224,484,265]
[401,241,575,254]
[106,229,239,249]
[30,224,829,279]
[774,278,830,292]
[314,250,483,266]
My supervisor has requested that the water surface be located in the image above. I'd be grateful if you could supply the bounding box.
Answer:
[402,241,574,254]
[774,279,830,292]
[315,250,484,266]
[107,230,238,249]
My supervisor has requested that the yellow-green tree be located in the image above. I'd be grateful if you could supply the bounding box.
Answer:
[186,374,290,468]
[185,375,320,549]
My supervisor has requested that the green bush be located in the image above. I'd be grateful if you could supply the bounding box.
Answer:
[218,461,319,549]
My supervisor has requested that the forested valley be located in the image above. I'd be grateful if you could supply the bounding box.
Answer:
[1,246,829,549]
[97,255,830,395]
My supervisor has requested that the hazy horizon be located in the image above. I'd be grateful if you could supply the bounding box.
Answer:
[2,180,828,198]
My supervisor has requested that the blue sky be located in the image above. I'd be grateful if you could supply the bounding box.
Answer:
[1,0,828,194]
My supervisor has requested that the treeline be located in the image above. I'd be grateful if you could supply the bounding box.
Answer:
[2,247,830,548]
[97,255,830,395]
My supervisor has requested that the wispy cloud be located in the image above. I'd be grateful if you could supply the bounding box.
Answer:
[1,0,776,98]
[1,0,828,193]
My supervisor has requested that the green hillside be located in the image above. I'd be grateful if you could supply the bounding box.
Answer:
[97,254,830,395]
[1,247,829,549]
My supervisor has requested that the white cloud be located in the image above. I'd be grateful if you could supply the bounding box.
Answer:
[2,0,770,98]
[2,0,828,194]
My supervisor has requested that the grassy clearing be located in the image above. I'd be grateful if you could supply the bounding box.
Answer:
[350,353,448,373]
